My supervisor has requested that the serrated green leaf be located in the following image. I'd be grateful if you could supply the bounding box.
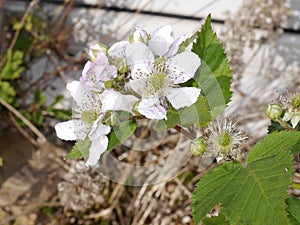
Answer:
[192,131,300,225]
[192,14,232,117]
[66,138,90,159]
[107,120,136,151]
[156,95,211,130]
[0,81,16,104]
[203,214,230,225]
[286,197,300,225]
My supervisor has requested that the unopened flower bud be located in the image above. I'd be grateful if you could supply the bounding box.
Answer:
[265,103,282,120]
[190,137,206,156]
[129,27,150,44]
[104,80,114,89]
[291,93,300,108]
[88,43,108,61]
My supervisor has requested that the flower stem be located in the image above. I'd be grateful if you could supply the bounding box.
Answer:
[174,125,196,140]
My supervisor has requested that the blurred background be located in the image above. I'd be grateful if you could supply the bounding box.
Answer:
[0,0,299,224]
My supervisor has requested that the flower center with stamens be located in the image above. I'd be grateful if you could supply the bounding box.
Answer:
[217,130,232,148]
[81,110,99,124]
[150,72,167,92]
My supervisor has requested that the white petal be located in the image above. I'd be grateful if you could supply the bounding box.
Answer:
[291,114,300,128]
[282,112,292,121]
[166,51,201,84]
[166,87,201,109]
[101,89,138,112]
[55,120,89,141]
[108,41,128,58]
[66,80,80,100]
[86,135,108,166]
[125,79,147,96]
[138,98,166,120]
[166,35,186,58]
[125,42,154,79]
[89,121,111,141]
[67,81,101,111]
[148,25,173,57]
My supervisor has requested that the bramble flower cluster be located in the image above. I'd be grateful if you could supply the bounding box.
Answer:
[265,92,300,129]
[55,25,202,166]
[190,117,248,161]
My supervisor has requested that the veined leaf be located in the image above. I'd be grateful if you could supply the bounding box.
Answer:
[107,120,136,151]
[161,15,231,129]
[203,214,230,225]
[66,138,90,159]
[286,197,300,225]
[192,14,232,117]
[192,131,300,225]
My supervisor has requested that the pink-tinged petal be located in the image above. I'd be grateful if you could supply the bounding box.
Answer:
[80,52,117,92]
[101,89,138,112]
[86,135,108,166]
[108,41,128,58]
[166,35,186,58]
[166,87,201,109]
[138,98,166,120]
[166,51,201,84]
[129,27,150,43]
[125,42,154,79]
[148,25,173,57]
[55,120,89,141]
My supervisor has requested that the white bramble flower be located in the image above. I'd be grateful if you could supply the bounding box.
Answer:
[281,92,300,128]
[206,117,248,161]
[55,81,137,166]
[80,50,117,92]
[125,25,201,120]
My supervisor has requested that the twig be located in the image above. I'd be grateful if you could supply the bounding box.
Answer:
[174,125,196,140]
[0,97,46,144]
[0,0,39,71]
[8,112,39,146]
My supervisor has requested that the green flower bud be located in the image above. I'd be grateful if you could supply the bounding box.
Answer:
[88,43,108,61]
[190,137,206,156]
[104,80,114,89]
[265,103,282,120]
[291,93,300,108]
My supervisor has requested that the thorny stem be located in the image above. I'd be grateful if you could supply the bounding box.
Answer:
[174,125,196,140]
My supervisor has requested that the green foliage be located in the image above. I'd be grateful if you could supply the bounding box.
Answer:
[203,214,230,225]
[66,138,90,159]
[192,14,232,117]
[157,15,231,129]
[0,157,3,167]
[0,81,16,104]
[286,197,300,225]
[107,120,137,151]
[192,131,300,225]
[0,50,24,80]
